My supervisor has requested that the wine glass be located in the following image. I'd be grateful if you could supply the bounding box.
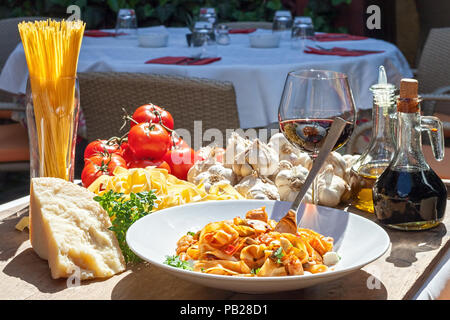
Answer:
[115,9,138,39]
[278,69,356,204]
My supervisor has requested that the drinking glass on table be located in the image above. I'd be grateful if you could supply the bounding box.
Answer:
[273,10,293,40]
[278,70,356,204]
[291,17,315,50]
[115,8,138,39]
[293,16,315,34]
[190,22,217,58]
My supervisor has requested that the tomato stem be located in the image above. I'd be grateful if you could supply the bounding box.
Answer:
[151,107,174,133]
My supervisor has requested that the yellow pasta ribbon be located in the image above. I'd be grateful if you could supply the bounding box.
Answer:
[88,166,243,211]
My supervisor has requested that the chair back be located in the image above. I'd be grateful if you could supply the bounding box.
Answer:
[0,17,50,103]
[417,27,450,118]
[417,27,450,94]
[415,0,450,61]
[78,72,240,146]
[0,17,50,71]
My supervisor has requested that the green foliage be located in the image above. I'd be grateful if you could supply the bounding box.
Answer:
[94,190,157,264]
[304,0,352,33]
[0,0,284,29]
[0,0,349,32]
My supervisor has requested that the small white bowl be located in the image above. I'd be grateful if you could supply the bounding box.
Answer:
[249,33,281,48]
[138,32,169,48]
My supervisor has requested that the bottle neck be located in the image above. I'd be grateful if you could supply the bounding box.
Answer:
[391,111,428,171]
[371,86,396,142]
[371,104,394,141]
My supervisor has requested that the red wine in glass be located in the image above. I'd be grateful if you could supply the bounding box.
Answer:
[279,118,354,156]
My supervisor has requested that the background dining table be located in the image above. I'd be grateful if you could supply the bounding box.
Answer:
[0,26,412,129]
[0,194,448,300]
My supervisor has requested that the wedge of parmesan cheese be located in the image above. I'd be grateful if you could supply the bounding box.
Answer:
[29,177,126,280]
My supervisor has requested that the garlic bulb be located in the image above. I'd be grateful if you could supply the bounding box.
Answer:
[342,154,360,183]
[322,152,347,179]
[224,132,251,168]
[187,157,216,183]
[275,164,311,202]
[234,172,280,200]
[269,160,293,181]
[317,165,350,207]
[268,133,312,169]
[232,139,279,177]
[196,145,225,164]
[191,163,236,192]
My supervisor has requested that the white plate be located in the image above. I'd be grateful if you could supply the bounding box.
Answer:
[126,200,390,294]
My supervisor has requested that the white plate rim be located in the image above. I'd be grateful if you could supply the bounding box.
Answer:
[126,200,391,283]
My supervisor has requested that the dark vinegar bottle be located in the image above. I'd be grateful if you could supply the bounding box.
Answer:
[373,79,447,230]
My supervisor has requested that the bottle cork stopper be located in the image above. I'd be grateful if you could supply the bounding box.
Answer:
[399,78,418,99]
[397,78,419,113]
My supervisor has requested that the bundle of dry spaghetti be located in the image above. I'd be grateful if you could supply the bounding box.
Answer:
[18,19,85,180]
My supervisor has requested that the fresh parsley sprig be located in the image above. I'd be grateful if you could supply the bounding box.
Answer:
[94,190,157,264]
[273,247,285,264]
[251,267,261,275]
[164,255,193,270]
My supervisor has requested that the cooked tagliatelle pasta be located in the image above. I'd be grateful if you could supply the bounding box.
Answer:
[88,166,244,212]
[173,206,339,277]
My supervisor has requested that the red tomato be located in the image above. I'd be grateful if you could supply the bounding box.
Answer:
[81,162,104,187]
[84,140,122,159]
[168,134,190,150]
[162,147,196,180]
[223,244,237,255]
[131,104,174,130]
[120,141,136,165]
[85,153,127,175]
[128,123,171,159]
[128,159,171,173]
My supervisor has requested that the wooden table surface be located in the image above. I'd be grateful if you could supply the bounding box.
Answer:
[0,197,448,300]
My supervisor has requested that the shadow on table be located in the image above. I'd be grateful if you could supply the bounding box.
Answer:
[3,248,67,294]
[111,266,387,300]
[111,262,233,300]
[230,269,388,300]
[386,223,447,268]
[0,214,28,262]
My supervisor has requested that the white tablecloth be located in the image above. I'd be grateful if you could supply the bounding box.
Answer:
[0,27,412,128]
[414,248,450,300]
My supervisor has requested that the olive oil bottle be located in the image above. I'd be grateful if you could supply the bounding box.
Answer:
[373,78,447,230]
[350,66,397,213]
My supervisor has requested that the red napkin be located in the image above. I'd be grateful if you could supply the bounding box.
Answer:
[84,30,127,37]
[228,28,257,34]
[314,33,368,42]
[145,56,221,65]
[304,46,384,56]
